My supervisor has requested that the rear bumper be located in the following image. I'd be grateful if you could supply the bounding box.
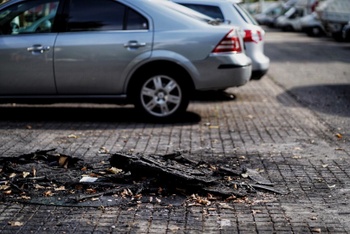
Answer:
[192,53,252,91]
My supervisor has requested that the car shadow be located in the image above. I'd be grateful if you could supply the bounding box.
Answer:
[0,90,239,129]
[192,90,237,102]
[0,105,202,128]
[276,84,350,117]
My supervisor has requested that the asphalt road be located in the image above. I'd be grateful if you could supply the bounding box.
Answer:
[263,26,350,141]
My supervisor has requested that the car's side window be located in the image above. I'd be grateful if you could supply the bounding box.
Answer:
[180,4,224,21]
[67,0,148,32]
[126,7,148,30]
[0,0,59,35]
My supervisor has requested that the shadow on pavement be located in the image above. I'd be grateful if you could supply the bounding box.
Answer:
[0,105,202,125]
[277,84,350,117]
[192,90,236,102]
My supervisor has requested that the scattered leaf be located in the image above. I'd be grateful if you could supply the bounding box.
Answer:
[8,221,23,227]
[107,167,123,174]
[3,190,12,195]
[311,228,321,233]
[34,184,46,189]
[0,185,10,191]
[58,156,69,168]
[54,186,66,191]
[22,171,30,178]
[335,133,343,139]
[43,190,54,197]
[67,134,78,138]
[98,147,109,154]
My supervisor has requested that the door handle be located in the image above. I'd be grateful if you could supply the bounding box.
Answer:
[27,44,50,54]
[124,41,146,49]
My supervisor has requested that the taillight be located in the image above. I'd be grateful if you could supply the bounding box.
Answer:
[212,29,242,53]
[244,29,263,43]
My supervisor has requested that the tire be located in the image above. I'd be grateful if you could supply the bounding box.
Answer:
[307,27,322,37]
[133,70,189,120]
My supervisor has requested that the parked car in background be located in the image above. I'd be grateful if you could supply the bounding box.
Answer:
[275,6,307,31]
[300,11,326,37]
[316,0,350,42]
[275,0,319,32]
[0,0,252,120]
[254,1,289,27]
[171,0,270,80]
[342,21,350,41]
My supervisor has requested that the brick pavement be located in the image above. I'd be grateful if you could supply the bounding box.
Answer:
[0,75,349,233]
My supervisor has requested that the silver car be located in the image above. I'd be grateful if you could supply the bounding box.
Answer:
[171,0,270,80]
[0,0,252,120]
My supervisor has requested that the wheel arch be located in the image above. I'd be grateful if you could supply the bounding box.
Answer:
[126,60,195,102]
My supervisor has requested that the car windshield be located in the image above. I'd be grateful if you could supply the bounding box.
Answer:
[161,0,221,24]
[235,3,259,25]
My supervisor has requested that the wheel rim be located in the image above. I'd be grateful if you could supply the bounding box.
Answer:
[140,75,182,117]
[312,27,320,36]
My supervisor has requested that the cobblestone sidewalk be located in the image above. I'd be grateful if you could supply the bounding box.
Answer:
[0,75,349,233]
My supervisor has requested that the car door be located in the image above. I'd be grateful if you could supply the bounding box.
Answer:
[54,0,152,95]
[0,0,59,95]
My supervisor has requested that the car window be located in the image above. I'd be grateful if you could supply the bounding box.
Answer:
[234,3,259,26]
[66,0,148,32]
[159,1,216,23]
[0,0,59,35]
[179,3,224,21]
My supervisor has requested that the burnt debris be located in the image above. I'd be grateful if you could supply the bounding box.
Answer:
[0,149,287,207]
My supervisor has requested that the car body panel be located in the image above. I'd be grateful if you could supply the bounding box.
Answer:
[171,0,269,80]
[54,31,153,95]
[0,34,57,94]
[0,0,252,118]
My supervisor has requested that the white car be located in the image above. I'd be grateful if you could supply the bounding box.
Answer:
[171,0,270,80]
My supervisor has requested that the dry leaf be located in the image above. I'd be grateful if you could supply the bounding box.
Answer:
[0,185,10,190]
[86,188,97,194]
[67,134,78,138]
[32,167,36,177]
[335,133,342,139]
[54,186,66,191]
[8,221,23,227]
[9,173,16,178]
[34,184,46,189]
[20,195,31,200]
[43,190,54,197]
[98,147,109,154]
[3,190,12,195]
[107,167,123,174]
[58,156,68,167]
[22,171,30,178]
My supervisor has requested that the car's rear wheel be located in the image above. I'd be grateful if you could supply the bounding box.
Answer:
[133,71,189,120]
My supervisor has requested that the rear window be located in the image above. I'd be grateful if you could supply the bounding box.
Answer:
[158,1,216,23]
[235,3,259,25]
[179,3,224,21]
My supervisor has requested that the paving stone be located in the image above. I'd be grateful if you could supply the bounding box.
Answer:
[1,74,350,233]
